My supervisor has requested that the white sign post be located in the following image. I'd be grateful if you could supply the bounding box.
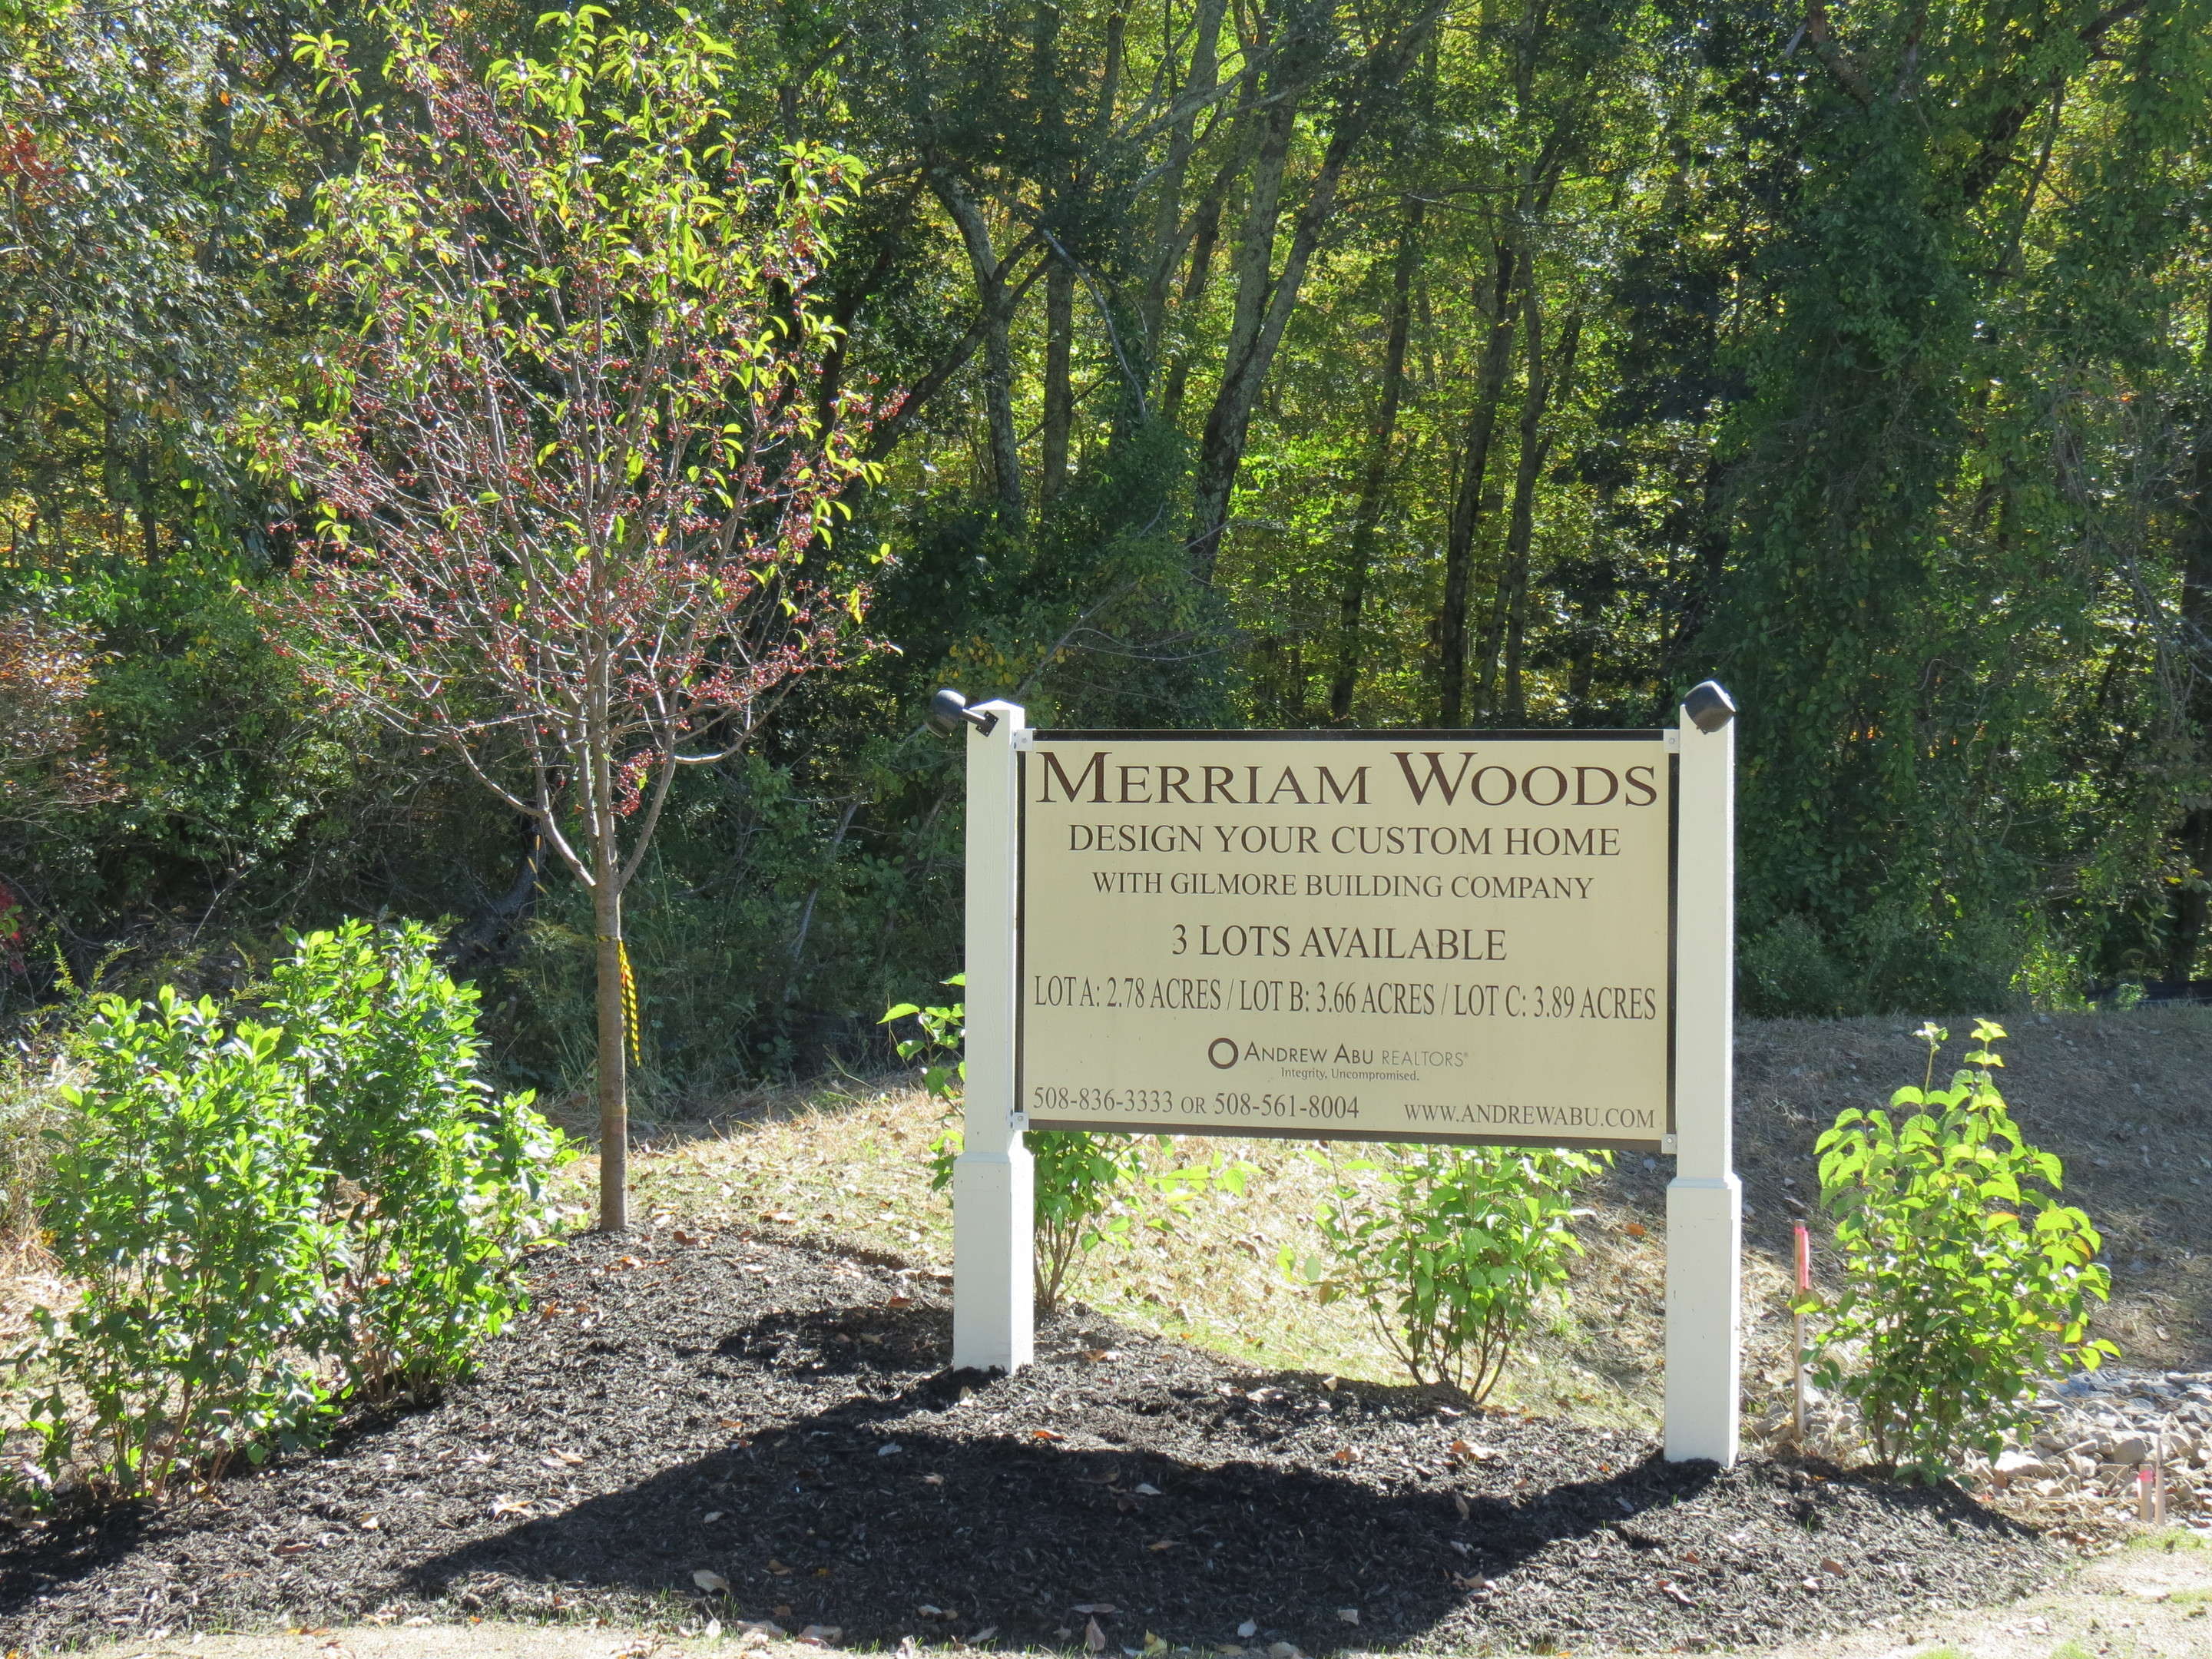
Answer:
[945,687,1739,1465]
[951,699,1033,1374]
[1664,686,1740,1463]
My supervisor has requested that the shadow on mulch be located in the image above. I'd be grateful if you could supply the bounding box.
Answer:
[0,1232,2051,1656]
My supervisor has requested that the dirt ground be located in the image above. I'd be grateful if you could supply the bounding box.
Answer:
[0,1233,2058,1656]
[49,1532,2212,1658]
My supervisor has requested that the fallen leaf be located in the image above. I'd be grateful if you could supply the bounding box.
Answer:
[1450,1573,1488,1591]
[694,1569,731,1594]
[1453,1494,1471,1520]
[768,1559,794,1576]
[1331,1449,1354,1465]
[878,1443,903,1457]
[919,1604,949,1618]
[1820,1558,1848,1577]
[356,1516,379,1531]
[923,1474,945,1485]
[719,1419,745,1430]
[1072,1604,1118,1616]
[1031,1428,1064,1442]
[489,1496,531,1518]
[1335,1608,1359,1625]
[972,1628,999,1643]
[799,1625,842,1646]
[1625,1222,1647,1238]
[1657,1581,1694,1608]
[1147,1539,1174,1552]
[704,1511,725,1524]
[1134,1482,1162,1496]
[1237,1621,1257,1638]
[887,1295,914,1308]
[1267,1644,1304,1659]
[1141,1633,1168,1656]
[1085,1618,1108,1653]
[705,1618,724,1639]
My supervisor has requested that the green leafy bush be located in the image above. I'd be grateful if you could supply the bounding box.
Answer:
[12,924,569,1502]
[1801,1020,2115,1479]
[1290,1144,1608,1400]
[24,989,336,1498]
[267,921,570,1396]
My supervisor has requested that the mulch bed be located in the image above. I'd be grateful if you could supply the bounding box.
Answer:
[0,1230,2057,1654]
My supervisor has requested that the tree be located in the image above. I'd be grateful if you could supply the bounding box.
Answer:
[270,3,888,1229]
[0,608,115,826]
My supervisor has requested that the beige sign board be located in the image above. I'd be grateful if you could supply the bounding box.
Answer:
[1016,731,1674,1149]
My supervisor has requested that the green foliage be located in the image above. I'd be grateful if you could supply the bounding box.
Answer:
[12,923,568,1502]
[1801,1021,2116,1479]
[1290,1144,1608,1400]
[881,974,967,1102]
[23,988,336,1500]
[265,921,571,1396]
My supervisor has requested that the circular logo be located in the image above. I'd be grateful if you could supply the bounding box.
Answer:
[1207,1038,1240,1071]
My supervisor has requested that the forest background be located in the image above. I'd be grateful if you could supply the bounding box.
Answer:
[4,0,2210,1108]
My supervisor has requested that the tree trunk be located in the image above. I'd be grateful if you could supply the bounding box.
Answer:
[1497,306,1581,722]
[1141,0,1227,378]
[593,871,628,1232]
[932,170,1026,529]
[588,608,628,1232]
[1186,88,1300,581]
[1185,4,1444,584]
[2171,402,2212,979]
[1160,197,1220,429]
[1436,239,1519,726]
[1330,198,1422,724]
[1041,262,1075,508]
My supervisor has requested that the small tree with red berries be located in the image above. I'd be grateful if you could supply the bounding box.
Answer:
[270,4,891,1230]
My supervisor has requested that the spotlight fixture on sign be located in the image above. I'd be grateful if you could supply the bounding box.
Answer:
[934,687,1742,1465]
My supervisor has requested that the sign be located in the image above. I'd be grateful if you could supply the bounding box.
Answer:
[942,687,1740,1466]
[1017,732,1673,1150]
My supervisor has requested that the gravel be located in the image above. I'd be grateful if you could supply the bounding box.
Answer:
[0,1230,2061,1654]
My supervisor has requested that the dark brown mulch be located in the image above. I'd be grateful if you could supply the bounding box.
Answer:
[0,1231,2054,1654]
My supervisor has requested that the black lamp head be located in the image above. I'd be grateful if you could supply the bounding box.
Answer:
[1681,680,1737,733]
[929,687,1000,737]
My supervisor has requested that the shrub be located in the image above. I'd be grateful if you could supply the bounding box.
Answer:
[12,923,570,1503]
[1290,1144,1608,1400]
[1801,1019,2114,1479]
[22,989,337,1499]
[266,921,570,1396]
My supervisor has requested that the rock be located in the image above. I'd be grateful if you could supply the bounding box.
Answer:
[2106,1435,2151,1466]
[1994,1449,2048,1482]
